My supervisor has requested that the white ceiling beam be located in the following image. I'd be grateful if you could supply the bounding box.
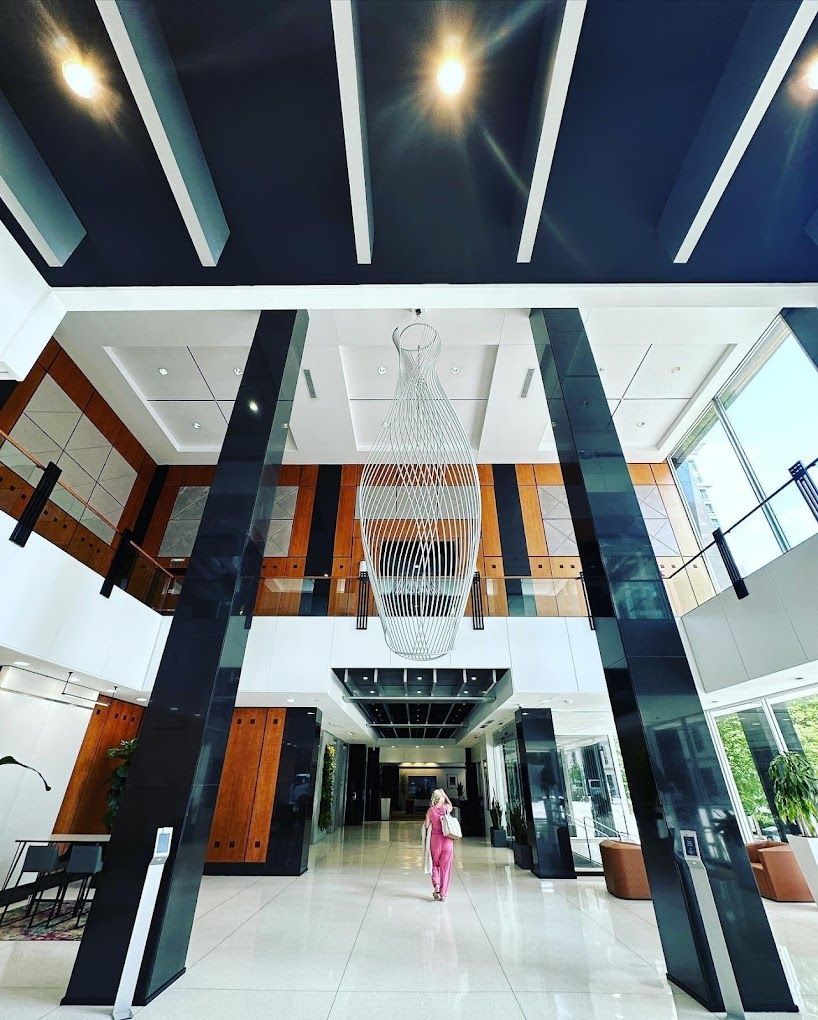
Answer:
[96,0,228,267]
[516,0,586,264]
[330,0,374,264]
[0,90,86,267]
[54,281,818,313]
[660,0,818,265]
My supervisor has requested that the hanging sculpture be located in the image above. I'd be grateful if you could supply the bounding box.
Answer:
[358,318,481,659]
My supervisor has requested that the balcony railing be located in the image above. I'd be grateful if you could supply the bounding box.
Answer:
[0,428,176,613]
[668,455,818,609]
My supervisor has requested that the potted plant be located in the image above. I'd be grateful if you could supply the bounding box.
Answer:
[318,743,336,833]
[457,781,465,801]
[104,738,137,831]
[508,800,532,870]
[769,751,818,905]
[489,793,507,848]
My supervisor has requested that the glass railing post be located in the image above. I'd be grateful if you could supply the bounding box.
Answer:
[471,571,484,630]
[712,527,749,600]
[789,460,818,522]
[356,571,369,630]
[9,461,60,547]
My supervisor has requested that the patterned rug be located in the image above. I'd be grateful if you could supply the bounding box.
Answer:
[0,904,86,941]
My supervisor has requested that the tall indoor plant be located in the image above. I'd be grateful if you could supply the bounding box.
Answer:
[507,799,532,870]
[769,751,818,904]
[489,793,507,848]
[318,743,336,832]
[104,738,137,831]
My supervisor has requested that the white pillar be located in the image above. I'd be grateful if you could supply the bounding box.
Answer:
[0,222,64,380]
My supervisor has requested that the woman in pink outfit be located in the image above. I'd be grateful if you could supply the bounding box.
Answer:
[422,788,454,901]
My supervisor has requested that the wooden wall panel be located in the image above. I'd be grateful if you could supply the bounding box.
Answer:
[290,483,316,557]
[208,709,267,863]
[54,698,143,835]
[333,483,357,559]
[246,709,285,862]
[518,474,547,557]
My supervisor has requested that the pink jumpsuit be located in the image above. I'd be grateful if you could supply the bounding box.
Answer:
[426,804,454,898]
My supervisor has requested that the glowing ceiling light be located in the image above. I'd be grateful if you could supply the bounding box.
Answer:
[62,59,97,99]
[808,60,818,90]
[437,58,465,96]
[158,367,168,376]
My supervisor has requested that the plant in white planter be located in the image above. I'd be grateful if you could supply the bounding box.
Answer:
[769,751,818,905]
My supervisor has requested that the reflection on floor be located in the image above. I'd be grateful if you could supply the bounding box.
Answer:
[0,820,816,1018]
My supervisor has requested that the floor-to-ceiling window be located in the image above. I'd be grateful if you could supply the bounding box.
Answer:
[672,316,818,589]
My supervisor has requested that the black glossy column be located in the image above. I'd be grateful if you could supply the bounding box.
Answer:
[365,747,381,820]
[531,309,795,1013]
[515,709,575,878]
[65,310,307,1007]
[267,708,322,876]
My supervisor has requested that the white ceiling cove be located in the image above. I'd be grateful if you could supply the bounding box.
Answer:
[54,306,777,465]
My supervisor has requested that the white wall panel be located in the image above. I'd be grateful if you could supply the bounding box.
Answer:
[507,618,578,693]
[766,540,818,663]
[265,617,334,692]
[565,618,606,692]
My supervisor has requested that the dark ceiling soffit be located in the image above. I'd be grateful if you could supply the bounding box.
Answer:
[96,0,229,266]
[657,0,812,264]
[0,89,85,267]
[330,0,373,265]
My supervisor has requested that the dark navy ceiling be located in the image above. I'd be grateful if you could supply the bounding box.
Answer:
[2,0,818,285]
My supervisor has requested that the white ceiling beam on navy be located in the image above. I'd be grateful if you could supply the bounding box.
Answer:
[659,0,818,265]
[330,0,373,265]
[96,0,228,267]
[0,91,86,267]
[516,0,586,264]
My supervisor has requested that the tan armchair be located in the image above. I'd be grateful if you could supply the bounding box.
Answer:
[600,839,651,900]
[746,841,812,902]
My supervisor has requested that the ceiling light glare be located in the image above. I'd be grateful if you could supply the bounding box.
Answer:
[158,367,168,376]
[13,660,30,667]
[378,365,387,375]
[136,697,147,703]
[670,365,681,374]
[636,420,645,428]
[248,400,259,413]
[233,367,242,376]
[437,57,466,96]
[286,697,295,703]
[450,365,460,375]
[62,59,97,99]
[808,60,818,90]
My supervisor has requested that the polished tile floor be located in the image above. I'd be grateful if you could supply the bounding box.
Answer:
[1,821,817,1019]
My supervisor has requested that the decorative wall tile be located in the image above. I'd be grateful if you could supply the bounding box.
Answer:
[538,484,578,556]
[635,484,680,555]
[159,485,209,558]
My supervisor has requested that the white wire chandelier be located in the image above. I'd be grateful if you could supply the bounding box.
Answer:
[358,317,481,660]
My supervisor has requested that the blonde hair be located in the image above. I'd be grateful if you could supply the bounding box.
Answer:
[431,788,449,806]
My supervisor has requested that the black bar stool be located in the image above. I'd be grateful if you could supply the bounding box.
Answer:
[0,844,61,929]
[48,844,103,927]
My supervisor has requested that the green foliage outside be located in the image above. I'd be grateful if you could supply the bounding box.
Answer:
[769,751,818,837]
[715,716,773,830]
[105,738,137,832]
[784,696,818,774]
[318,743,336,832]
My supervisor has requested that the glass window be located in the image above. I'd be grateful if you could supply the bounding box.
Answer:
[715,713,777,839]
[672,408,780,580]
[772,693,818,775]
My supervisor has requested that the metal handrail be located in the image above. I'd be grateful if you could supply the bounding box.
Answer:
[668,452,818,580]
[562,808,638,864]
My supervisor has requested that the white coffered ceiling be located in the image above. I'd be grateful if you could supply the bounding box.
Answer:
[54,305,777,465]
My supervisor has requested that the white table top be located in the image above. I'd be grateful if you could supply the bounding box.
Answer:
[14,834,111,844]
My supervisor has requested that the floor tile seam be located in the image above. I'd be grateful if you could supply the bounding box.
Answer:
[326,839,394,1017]
[191,874,269,922]
[547,882,665,969]
[450,854,526,1016]
[172,873,301,978]
[0,985,68,1020]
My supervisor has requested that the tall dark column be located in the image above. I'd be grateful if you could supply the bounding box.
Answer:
[782,306,818,367]
[365,747,381,820]
[345,744,368,825]
[267,708,322,876]
[64,310,307,1007]
[515,709,575,879]
[531,309,795,1014]
[737,707,792,841]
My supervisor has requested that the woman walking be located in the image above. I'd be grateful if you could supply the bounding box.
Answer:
[422,788,454,901]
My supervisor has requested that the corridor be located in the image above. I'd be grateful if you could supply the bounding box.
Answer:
[1,822,817,1019]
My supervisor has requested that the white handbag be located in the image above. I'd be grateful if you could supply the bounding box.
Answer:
[441,811,462,839]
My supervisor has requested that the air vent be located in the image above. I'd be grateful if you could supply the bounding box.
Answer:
[303,368,317,398]
[520,368,534,398]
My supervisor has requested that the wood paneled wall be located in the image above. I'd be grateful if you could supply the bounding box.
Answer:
[0,339,157,576]
[53,697,144,836]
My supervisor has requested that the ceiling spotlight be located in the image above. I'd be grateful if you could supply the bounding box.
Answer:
[450,365,460,375]
[62,59,97,99]
[12,660,30,667]
[808,60,818,90]
[248,400,259,413]
[635,420,646,428]
[470,675,476,680]
[136,697,147,703]
[363,675,369,680]
[437,57,466,96]
[378,365,387,376]
[286,697,295,704]
[158,367,169,376]
[670,365,681,374]
[370,690,375,694]
[192,421,201,430]
[233,367,242,376]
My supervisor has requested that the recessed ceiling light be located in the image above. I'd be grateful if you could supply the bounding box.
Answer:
[808,60,818,90]
[192,422,201,430]
[370,690,375,694]
[248,400,259,413]
[62,59,97,99]
[450,365,460,375]
[563,698,574,704]
[12,660,30,667]
[136,697,147,703]
[670,365,681,374]
[233,367,242,376]
[378,365,387,375]
[635,420,646,428]
[363,675,368,680]
[157,367,169,376]
[470,675,476,680]
[286,698,295,704]
[437,57,465,96]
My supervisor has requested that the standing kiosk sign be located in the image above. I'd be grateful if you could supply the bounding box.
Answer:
[679,830,745,1020]
[112,827,173,1020]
